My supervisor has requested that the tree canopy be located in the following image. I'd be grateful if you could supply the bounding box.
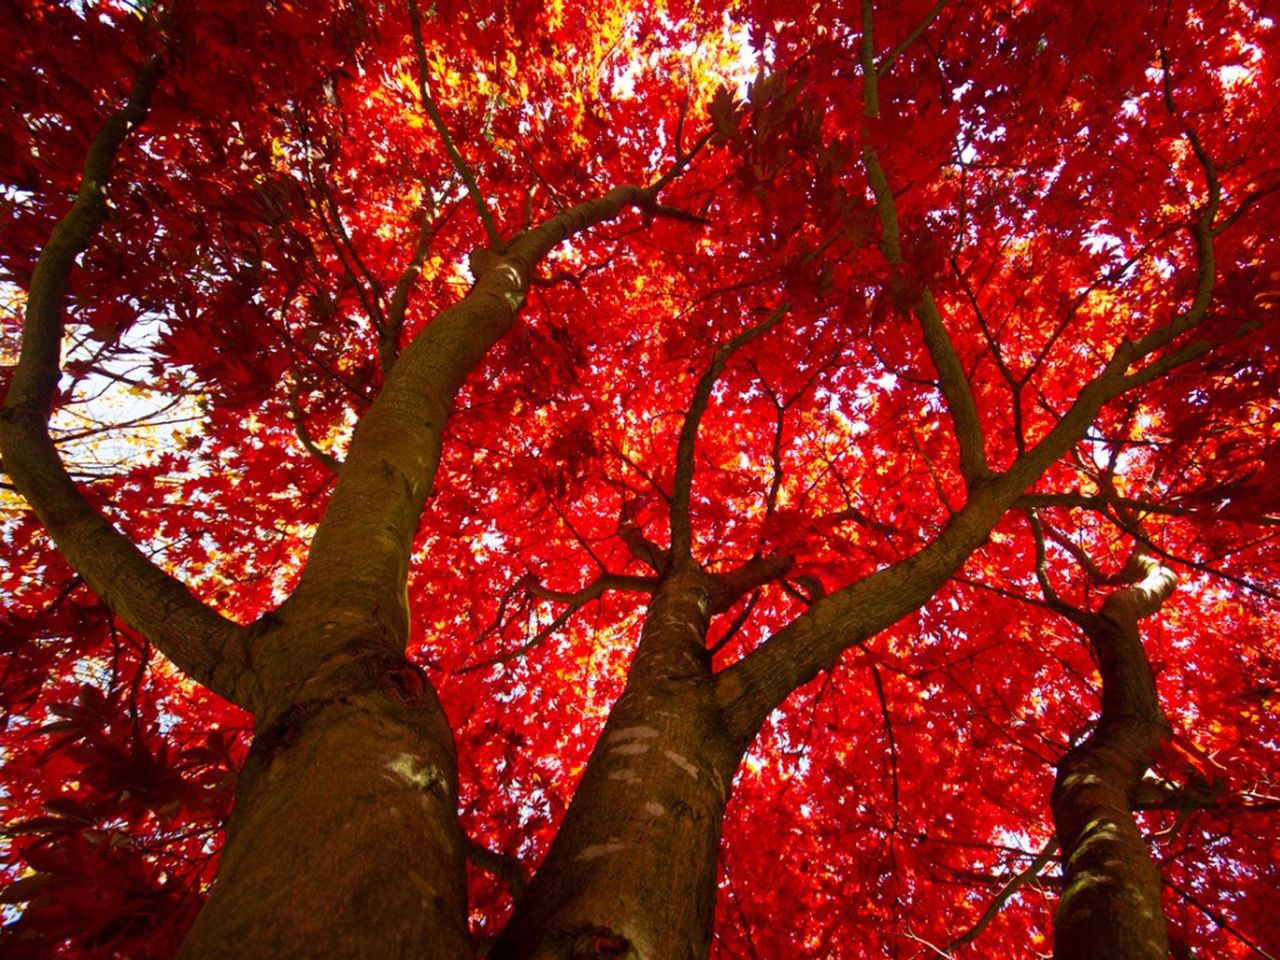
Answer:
[1,0,1277,957]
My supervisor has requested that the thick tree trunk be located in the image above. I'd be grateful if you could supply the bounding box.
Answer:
[491,572,739,960]
[172,175,673,960]
[1051,558,1176,960]
[177,636,470,960]
[1051,721,1169,960]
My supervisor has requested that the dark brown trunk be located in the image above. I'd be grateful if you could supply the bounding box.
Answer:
[1051,722,1169,960]
[1051,561,1175,960]
[177,637,470,960]
[491,572,738,960]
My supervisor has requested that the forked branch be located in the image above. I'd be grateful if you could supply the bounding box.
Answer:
[290,147,718,635]
[858,0,989,486]
[713,29,1230,744]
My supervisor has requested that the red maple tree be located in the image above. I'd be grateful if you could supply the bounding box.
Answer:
[1,0,1277,958]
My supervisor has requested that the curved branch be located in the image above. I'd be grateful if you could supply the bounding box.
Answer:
[707,553,794,614]
[317,182,387,334]
[464,836,528,904]
[619,513,669,574]
[0,56,250,707]
[945,839,1059,952]
[287,384,343,474]
[288,179,693,646]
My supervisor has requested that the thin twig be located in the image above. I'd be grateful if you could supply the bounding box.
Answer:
[877,0,948,76]
[670,303,791,561]
[945,839,1059,952]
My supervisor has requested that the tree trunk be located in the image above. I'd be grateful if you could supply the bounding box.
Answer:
[177,636,471,960]
[1051,558,1176,960]
[491,571,739,960]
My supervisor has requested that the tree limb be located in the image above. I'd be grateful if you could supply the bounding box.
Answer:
[285,121,717,670]
[464,836,528,903]
[407,0,501,247]
[0,56,251,708]
[859,0,990,485]
[707,553,794,614]
[713,147,1224,745]
[670,303,790,563]
[319,181,387,333]
[945,839,1058,952]
[287,383,343,473]
[1018,491,1280,526]
[876,0,948,77]
[381,195,462,372]
[458,573,655,674]
[619,513,669,574]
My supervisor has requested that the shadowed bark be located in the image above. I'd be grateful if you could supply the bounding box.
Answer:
[0,33,714,957]
[491,571,738,960]
[1047,553,1177,960]
[2,5,1251,958]
[177,643,470,960]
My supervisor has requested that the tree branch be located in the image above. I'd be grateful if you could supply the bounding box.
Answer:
[707,553,794,614]
[407,0,501,247]
[1018,491,1280,526]
[287,383,343,473]
[876,0,948,77]
[288,180,687,644]
[713,194,1223,746]
[381,195,462,372]
[707,590,761,657]
[945,839,1058,952]
[670,303,790,563]
[859,0,989,485]
[619,512,669,574]
[287,117,715,662]
[1025,511,1085,623]
[464,836,528,904]
[458,573,655,674]
[319,181,387,333]
[0,56,251,708]
[1164,878,1278,960]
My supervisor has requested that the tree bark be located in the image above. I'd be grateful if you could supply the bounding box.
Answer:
[491,570,739,960]
[0,39,711,955]
[177,633,471,960]
[1050,556,1176,960]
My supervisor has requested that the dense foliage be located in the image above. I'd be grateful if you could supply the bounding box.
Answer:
[1,0,1277,957]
